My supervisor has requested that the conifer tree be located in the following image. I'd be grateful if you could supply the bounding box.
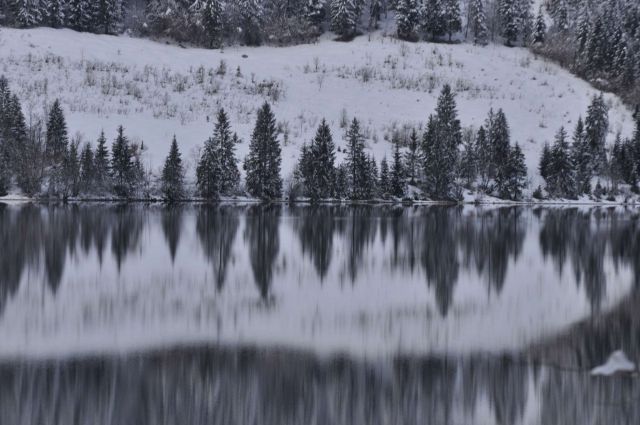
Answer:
[237,0,263,45]
[391,142,405,197]
[45,99,69,196]
[308,119,336,201]
[369,0,382,29]
[244,103,282,200]
[96,0,122,34]
[442,0,461,41]
[585,93,609,174]
[404,128,420,184]
[533,6,546,44]
[379,156,390,197]
[545,126,575,198]
[93,130,110,194]
[571,117,592,194]
[63,140,81,197]
[500,143,527,200]
[15,0,43,27]
[110,125,133,197]
[422,85,461,199]
[459,130,477,188]
[202,0,223,48]
[475,125,491,188]
[68,0,92,31]
[345,118,368,199]
[538,142,552,183]
[499,0,519,46]
[79,142,95,194]
[420,0,445,40]
[469,0,488,45]
[490,109,512,188]
[162,136,185,201]
[331,0,358,40]
[196,133,222,200]
[45,0,66,28]
[305,0,326,27]
[396,0,419,41]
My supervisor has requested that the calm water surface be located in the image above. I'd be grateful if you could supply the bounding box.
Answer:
[0,204,639,424]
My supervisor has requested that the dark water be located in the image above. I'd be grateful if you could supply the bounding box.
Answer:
[0,203,639,424]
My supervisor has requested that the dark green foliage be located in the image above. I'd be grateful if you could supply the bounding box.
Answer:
[94,130,111,194]
[345,118,371,200]
[244,103,282,200]
[391,142,405,197]
[499,143,527,200]
[202,0,223,48]
[544,127,576,198]
[571,117,592,194]
[162,136,185,201]
[396,0,419,41]
[63,140,81,197]
[404,129,420,184]
[585,94,609,175]
[45,99,68,196]
[307,119,336,201]
[379,157,390,197]
[110,125,133,197]
[79,142,95,194]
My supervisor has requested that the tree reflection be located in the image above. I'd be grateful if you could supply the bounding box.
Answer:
[292,206,337,281]
[161,206,183,263]
[196,206,240,291]
[244,205,281,300]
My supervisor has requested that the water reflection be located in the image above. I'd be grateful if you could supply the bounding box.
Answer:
[0,204,638,355]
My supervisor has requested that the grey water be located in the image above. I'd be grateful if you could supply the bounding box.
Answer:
[0,203,639,425]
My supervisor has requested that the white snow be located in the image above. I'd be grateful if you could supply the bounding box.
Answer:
[591,350,636,376]
[0,27,635,188]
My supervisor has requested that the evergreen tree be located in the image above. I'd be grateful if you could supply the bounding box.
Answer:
[45,99,69,196]
[538,142,552,183]
[305,0,326,27]
[518,0,534,46]
[391,142,406,197]
[244,103,282,200]
[237,0,263,45]
[500,143,527,200]
[308,119,336,201]
[469,0,488,45]
[345,118,368,199]
[45,0,66,28]
[404,128,420,184]
[459,130,477,188]
[533,6,546,44]
[334,163,349,199]
[442,0,461,41]
[110,125,133,197]
[490,109,512,189]
[161,136,185,201]
[369,0,382,29]
[422,85,461,199]
[546,126,575,198]
[196,134,222,200]
[475,125,491,188]
[499,0,519,46]
[15,0,43,27]
[379,156,390,197]
[331,0,358,40]
[201,0,223,48]
[63,140,81,197]
[96,0,122,34]
[420,0,445,40]
[584,93,609,174]
[68,0,92,31]
[396,0,419,41]
[571,117,592,194]
[93,130,110,193]
[79,141,95,194]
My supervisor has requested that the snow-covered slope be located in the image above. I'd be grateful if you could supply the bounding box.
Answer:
[0,27,634,185]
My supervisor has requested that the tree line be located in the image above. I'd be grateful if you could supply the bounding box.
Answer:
[538,93,640,200]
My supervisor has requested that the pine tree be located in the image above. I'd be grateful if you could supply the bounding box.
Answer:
[538,142,552,182]
[161,136,185,201]
[244,103,282,200]
[518,0,534,46]
[45,0,66,28]
[469,0,488,45]
[68,0,93,31]
[63,139,81,197]
[571,117,592,194]
[308,119,336,201]
[305,0,326,27]
[196,133,222,200]
[79,142,95,194]
[218,110,240,194]
[391,142,405,197]
[546,126,575,198]
[459,130,477,188]
[404,128,420,184]
[96,0,122,34]
[475,125,491,188]
[45,99,69,196]
[422,85,461,199]
[345,117,368,199]
[533,6,546,44]
[237,0,263,45]
[490,109,512,190]
[202,0,223,48]
[15,0,43,27]
[377,156,388,197]
[110,125,132,197]
[369,0,382,29]
[499,0,519,46]
[585,93,609,175]
[420,0,445,40]
[396,0,419,41]
[331,0,358,40]
[500,143,527,200]
[442,0,461,41]
[93,130,110,194]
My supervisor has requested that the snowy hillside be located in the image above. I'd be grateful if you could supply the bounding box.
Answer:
[0,27,634,186]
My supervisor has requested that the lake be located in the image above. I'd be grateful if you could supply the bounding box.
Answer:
[0,203,638,424]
